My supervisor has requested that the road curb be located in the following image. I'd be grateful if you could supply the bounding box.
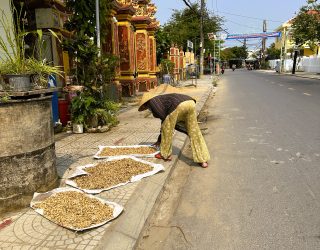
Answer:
[283,73,320,81]
[97,83,215,250]
[259,69,320,81]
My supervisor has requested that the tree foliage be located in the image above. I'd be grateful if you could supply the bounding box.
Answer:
[266,43,281,60]
[221,46,248,61]
[63,0,118,87]
[64,0,119,128]
[64,0,112,41]
[156,3,223,59]
[291,2,320,50]
[220,48,235,62]
[155,27,171,64]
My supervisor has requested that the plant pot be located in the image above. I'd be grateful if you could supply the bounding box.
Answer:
[88,115,99,128]
[72,124,83,134]
[5,74,32,92]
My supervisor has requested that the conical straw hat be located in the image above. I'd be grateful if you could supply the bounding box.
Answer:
[150,83,179,94]
[138,92,158,111]
[138,84,196,111]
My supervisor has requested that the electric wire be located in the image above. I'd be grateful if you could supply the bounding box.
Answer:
[217,10,283,23]
[225,18,262,31]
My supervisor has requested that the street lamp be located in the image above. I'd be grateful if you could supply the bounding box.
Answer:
[96,0,101,57]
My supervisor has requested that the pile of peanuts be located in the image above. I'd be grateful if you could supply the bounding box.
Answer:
[99,146,157,157]
[32,191,113,229]
[73,158,153,190]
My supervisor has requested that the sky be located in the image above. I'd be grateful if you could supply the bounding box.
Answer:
[152,0,307,50]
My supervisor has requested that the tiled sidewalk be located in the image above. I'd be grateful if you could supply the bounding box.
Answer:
[0,78,214,250]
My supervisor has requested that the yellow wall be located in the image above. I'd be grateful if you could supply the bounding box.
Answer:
[185,51,195,65]
[275,20,319,57]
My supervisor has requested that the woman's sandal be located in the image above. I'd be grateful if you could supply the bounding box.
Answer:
[199,162,208,168]
[155,153,172,161]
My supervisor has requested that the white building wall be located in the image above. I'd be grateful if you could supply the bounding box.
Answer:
[301,56,320,73]
[269,59,280,69]
[269,56,320,73]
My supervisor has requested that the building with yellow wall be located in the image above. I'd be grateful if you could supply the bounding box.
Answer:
[275,18,320,58]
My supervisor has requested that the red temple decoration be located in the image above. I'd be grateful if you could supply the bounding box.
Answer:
[113,0,159,96]
[116,3,136,96]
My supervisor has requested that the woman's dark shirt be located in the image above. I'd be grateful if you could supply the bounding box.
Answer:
[146,93,195,143]
[146,93,195,121]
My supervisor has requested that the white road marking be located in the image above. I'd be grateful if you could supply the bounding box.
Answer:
[279,84,284,86]
[247,138,258,143]
[288,88,295,91]
[303,92,311,96]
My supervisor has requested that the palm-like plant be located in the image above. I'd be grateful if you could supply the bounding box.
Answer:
[0,1,62,89]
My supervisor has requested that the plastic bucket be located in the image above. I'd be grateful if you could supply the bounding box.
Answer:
[58,99,71,126]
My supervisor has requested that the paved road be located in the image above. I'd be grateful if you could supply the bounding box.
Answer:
[137,69,320,249]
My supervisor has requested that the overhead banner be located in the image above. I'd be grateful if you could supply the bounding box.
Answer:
[226,32,281,40]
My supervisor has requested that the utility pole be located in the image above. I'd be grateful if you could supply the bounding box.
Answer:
[213,39,215,75]
[199,0,205,76]
[281,27,287,73]
[292,48,298,74]
[292,40,299,74]
[217,34,221,72]
[261,20,267,67]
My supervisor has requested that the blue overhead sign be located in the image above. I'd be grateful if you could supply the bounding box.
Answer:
[226,32,281,40]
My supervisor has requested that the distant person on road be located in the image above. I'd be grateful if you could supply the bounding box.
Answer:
[232,64,236,71]
[138,91,210,168]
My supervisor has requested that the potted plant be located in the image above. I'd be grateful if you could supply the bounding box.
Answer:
[70,89,120,133]
[62,1,120,132]
[160,59,174,84]
[0,2,62,92]
[70,91,92,133]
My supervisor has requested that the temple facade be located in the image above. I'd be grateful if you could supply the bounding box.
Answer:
[108,0,159,96]
[0,0,159,98]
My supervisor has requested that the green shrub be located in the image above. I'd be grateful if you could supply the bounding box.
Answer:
[160,59,174,75]
[71,90,120,129]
